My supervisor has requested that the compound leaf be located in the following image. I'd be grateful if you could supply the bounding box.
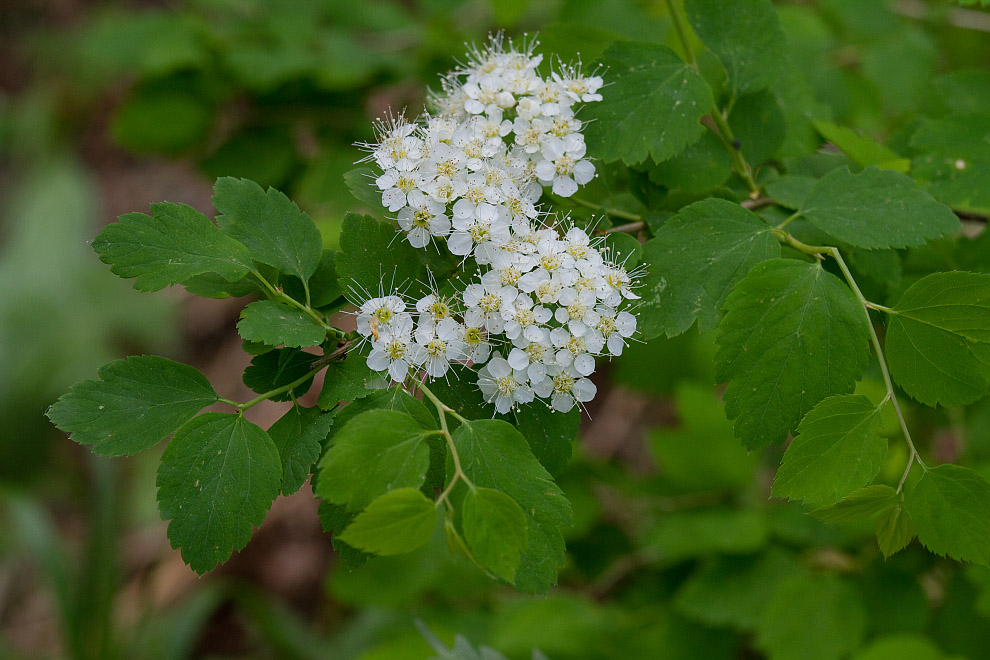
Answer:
[798,167,960,250]
[773,394,886,504]
[886,271,990,407]
[337,488,436,556]
[93,203,253,292]
[48,355,217,456]
[716,259,870,449]
[584,41,714,165]
[639,198,780,338]
[906,464,990,565]
[213,177,323,281]
[157,413,281,573]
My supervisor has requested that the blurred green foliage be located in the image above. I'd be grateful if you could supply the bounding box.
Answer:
[2,0,990,658]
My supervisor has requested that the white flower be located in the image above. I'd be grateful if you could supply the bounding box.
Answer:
[397,191,450,248]
[463,281,517,333]
[501,294,552,341]
[550,327,603,376]
[415,293,456,327]
[460,323,493,364]
[535,134,595,197]
[449,202,510,260]
[533,364,597,412]
[554,288,600,336]
[414,318,465,378]
[592,307,637,356]
[367,328,422,382]
[376,166,424,212]
[477,355,534,413]
[597,263,640,307]
[356,296,412,340]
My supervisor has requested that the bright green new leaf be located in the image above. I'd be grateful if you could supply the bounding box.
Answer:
[910,113,990,216]
[809,485,899,525]
[316,410,431,511]
[92,202,254,292]
[583,41,714,165]
[813,120,909,172]
[876,503,915,559]
[236,300,326,347]
[451,420,572,594]
[47,355,217,456]
[462,487,529,584]
[157,413,281,573]
[773,394,886,504]
[798,167,960,249]
[337,488,436,556]
[851,635,943,660]
[685,0,786,97]
[716,259,870,449]
[885,271,990,407]
[267,405,335,495]
[639,199,780,338]
[757,574,867,660]
[336,213,427,302]
[906,464,990,565]
[212,177,323,282]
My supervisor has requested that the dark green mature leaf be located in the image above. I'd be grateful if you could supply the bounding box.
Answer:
[728,90,786,166]
[315,410,431,511]
[911,113,990,216]
[47,356,217,456]
[236,300,326,348]
[512,406,576,478]
[772,395,886,504]
[715,259,870,449]
[647,130,731,193]
[798,167,960,249]
[336,213,427,302]
[685,0,786,97]
[157,413,281,573]
[906,464,990,565]
[462,487,528,583]
[308,250,343,307]
[584,41,714,165]
[338,488,436,556]
[813,121,909,173]
[675,547,805,630]
[242,348,316,402]
[316,501,370,569]
[639,199,780,338]
[213,177,323,281]
[876,503,915,559]
[885,271,990,407]
[451,420,572,594]
[343,167,384,210]
[267,405,335,495]
[765,175,817,210]
[757,574,867,660]
[92,203,254,292]
[810,485,899,525]
[318,350,379,408]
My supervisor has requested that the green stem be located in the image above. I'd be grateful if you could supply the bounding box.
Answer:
[777,211,801,229]
[417,381,474,507]
[664,0,698,70]
[237,367,322,412]
[570,197,643,222]
[772,229,925,492]
[709,110,760,195]
[252,270,330,330]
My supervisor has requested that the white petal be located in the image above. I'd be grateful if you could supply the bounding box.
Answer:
[574,353,595,377]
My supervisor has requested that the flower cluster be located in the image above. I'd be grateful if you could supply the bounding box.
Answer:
[354,35,642,414]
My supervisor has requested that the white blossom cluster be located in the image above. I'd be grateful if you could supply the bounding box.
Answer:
[353,36,642,415]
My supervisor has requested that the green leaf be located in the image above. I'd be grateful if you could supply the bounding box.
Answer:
[343,167,384,210]
[851,635,943,660]
[772,394,886,504]
[318,350,379,408]
[906,464,990,565]
[639,198,780,338]
[315,410,431,511]
[242,348,315,402]
[236,300,326,348]
[462,487,529,584]
[111,87,212,154]
[885,271,990,407]
[308,250,343,308]
[798,167,960,250]
[685,0,786,97]
[647,130,731,193]
[451,420,572,594]
[584,41,714,165]
[756,574,867,660]
[910,113,990,216]
[212,177,323,281]
[876,503,915,559]
[512,406,576,478]
[316,501,370,569]
[728,90,786,166]
[47,356,218,456]
[157,413,281,573]
[643,508,768,561]
[765,175,816,210]
[813,120,909,173]
[809,485,899,525]
[92,203,254,292]
[337,488,436,556]
[715,259,870,449]
[674,547,804,630]
[336,213,427,302]
[267,405,335,495]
